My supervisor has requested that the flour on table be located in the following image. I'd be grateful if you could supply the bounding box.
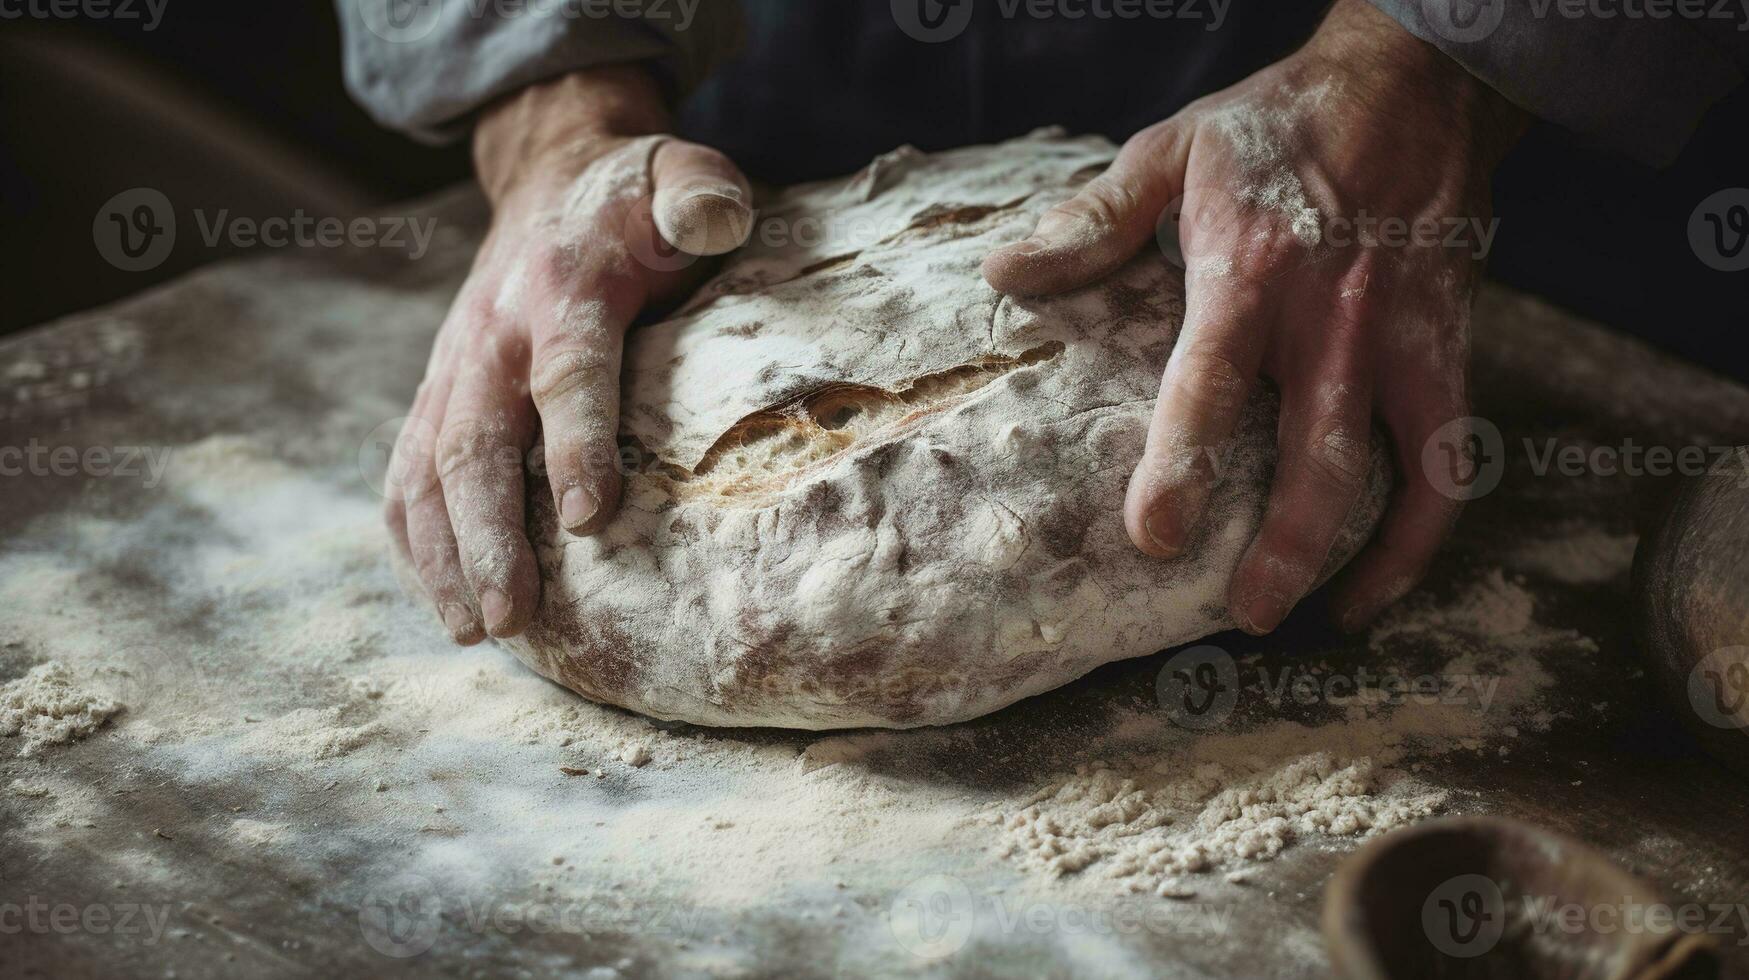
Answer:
[993,566,1569,892]
[1506,525,1640,585]
[0,662,123,757]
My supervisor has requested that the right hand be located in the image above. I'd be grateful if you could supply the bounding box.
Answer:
[385,65,753,645]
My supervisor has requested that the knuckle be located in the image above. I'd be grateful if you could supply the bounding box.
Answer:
[410,548,457,595]
[529,244,584,294]
[1302,421,1371,495]
[1264,523,1334,572]
[529,348,619,411]
[1169,347,1253,417]
[458,292,497,327]
[435,419,519,481]
[1063,175,1139,230]
[1125,122,1180,162]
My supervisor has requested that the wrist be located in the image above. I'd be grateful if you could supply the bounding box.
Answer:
[1303,0,1529,168]
[473,64,671,205]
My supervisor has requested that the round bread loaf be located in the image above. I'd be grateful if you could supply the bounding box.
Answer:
[506,131,1392,729]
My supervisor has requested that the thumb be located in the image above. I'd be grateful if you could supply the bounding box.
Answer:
[983,124,1188,297]
[651,140,754,257]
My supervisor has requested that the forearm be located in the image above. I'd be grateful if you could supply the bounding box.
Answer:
[1309,0,1530,171]
[474,65,671,205]
[1363,0,1746,164]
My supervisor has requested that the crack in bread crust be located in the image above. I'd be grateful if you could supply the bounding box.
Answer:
[647,342,1066,507]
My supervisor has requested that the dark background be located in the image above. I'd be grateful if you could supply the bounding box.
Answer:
[1,3,1745,381]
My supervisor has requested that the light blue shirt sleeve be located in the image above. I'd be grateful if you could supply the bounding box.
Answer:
[335,0,744,144]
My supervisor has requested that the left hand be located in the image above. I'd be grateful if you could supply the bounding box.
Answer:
[983,0,1527,635]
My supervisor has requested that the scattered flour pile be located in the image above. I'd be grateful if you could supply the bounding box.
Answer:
[994,569,1571,896]
[1507,525,1640,585]
[0,661,124,757]
[1000,753,1442,894]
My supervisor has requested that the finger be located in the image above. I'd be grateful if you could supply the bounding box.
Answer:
[1226,359,1373,636]
[983,123,1188,297]
[1329,397,1467,633]
[1124,271,1269,558]
[531,283,639,537]
[651,139,754,257]
[435,337,541,638]
[398,377,486,645]
[382,382,438,570]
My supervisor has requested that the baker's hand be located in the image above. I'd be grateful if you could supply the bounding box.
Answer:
[386,65,753,644]
[984,0,1527,635]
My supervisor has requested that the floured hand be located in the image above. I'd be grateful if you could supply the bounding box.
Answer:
[983,0,1528,635]
[385,65,753,644]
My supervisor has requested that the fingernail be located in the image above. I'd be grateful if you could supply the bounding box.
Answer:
[561,487,599,531]
[1005,238,1045,256]
[1032,210,1095,246]
[481,589,512,634]
[1144,510,1183,557]
[1338,605,1375,634]
[1239,592,1290,636]
[441,603,473,639]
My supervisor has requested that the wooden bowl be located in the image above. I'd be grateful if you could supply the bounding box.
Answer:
[1632,461,1749,779]
[1323,816,1719,979]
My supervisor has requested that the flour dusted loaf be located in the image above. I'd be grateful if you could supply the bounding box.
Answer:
[507,131,1391,729]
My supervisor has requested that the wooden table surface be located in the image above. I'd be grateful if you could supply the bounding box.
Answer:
[2,188,1746,979]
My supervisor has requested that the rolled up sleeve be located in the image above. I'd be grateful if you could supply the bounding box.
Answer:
[336,0,744,143]
[1367,0,1747,165]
